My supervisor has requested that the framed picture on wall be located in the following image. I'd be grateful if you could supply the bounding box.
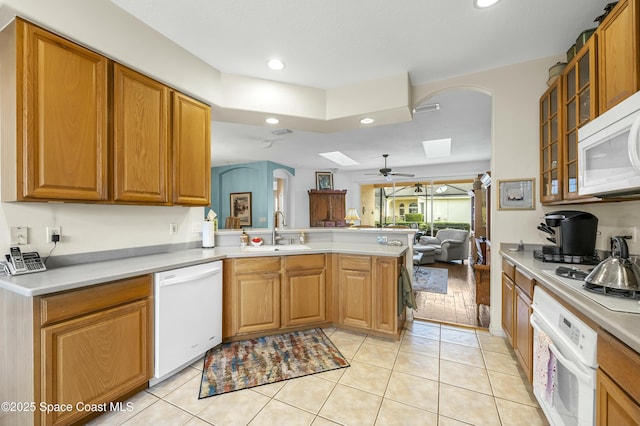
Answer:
[230,192,252,226]
[316,172,333,190]
[497,178,535,210]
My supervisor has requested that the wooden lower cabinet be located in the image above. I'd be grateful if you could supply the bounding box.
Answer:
[223,253,403,341]
[501,256,534,382]
[282,254,327,327]
[223,254,330,339]
[501,273,515,345]
[597,328,640,425]
[338,268,373,329]
[225,257,282,336]
[336,254,404,339]
[514,286,533,382]
[597,369,640,426]
[373,256,400,334]
[36,275,153,426]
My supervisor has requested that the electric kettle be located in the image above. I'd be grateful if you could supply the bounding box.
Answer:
[585,236,640,290]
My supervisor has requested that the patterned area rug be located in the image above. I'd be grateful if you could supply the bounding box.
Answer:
[413,267,449,294]
[199,328,349,398]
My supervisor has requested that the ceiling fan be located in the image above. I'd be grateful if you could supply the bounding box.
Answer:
[366,154,415,179]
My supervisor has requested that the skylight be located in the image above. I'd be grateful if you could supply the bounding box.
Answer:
[319,151,359,166]
[422,138,452,158]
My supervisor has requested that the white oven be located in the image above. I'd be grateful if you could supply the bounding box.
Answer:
[578,90,640,198]
[530,286,598,426]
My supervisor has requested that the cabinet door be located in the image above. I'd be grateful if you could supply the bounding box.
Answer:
[539,78,563,204]
[329,193,346,223]
[598,0,639,112]
[172,92,211,206]
[113,64,170,203]
[514,286,533,383]
[373,257,398,333]
[562,37,598,201]
[18,19,109,201]
[501,274,515,345]
[338,269,372,329]
[40,300,151,426]
[282,268,326,327]
[236,272,281,334]
[597,369,640,426]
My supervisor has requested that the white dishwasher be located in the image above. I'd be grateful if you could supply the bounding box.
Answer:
[151,261,222,385]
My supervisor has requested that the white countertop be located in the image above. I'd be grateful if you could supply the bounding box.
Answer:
[0,242,407,297]
[500,247,640,354]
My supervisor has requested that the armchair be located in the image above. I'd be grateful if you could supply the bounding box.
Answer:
[416,228,470,263]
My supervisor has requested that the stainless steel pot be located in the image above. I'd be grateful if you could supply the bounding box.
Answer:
[585,236,640,290]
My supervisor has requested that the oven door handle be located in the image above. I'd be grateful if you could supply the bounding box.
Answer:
[548,342,593,384]
[530,315,593,385]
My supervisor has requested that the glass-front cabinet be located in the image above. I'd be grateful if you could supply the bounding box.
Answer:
[562,37,597,201]
[540,77,563,203]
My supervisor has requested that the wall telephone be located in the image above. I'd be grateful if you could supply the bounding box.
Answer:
[4,246,46,275]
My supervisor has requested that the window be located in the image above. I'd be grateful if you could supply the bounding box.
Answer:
[360,180,474,230]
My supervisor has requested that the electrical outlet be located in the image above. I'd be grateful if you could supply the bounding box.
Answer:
[46,226,61,243]
[169,223,178,235]
[10,226,28,245]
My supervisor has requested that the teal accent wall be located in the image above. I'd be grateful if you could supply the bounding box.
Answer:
[210,161,295,228]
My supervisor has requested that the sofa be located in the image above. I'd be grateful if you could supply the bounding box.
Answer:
[414,228,470,263]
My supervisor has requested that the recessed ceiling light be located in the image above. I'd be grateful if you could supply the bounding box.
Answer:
[266,58,285,71]
[319,151,359,166]
[265,117,279,125]
[474,0,500,8]
[360,117,375,125]
[422,138,452,158]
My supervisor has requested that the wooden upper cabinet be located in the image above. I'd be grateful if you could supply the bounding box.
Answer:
[172,92,211,206]
[562,36,597,201]
[113,64,170,203]
[18,19,109,201]
[539,77,563,204]
[598,0,640,112]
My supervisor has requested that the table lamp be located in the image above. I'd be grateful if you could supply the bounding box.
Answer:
[345,208,361,227]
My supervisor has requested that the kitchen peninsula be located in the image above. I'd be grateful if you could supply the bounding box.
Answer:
[0,228,411,426]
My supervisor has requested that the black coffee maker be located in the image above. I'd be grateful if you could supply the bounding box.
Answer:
[538,210,599,263]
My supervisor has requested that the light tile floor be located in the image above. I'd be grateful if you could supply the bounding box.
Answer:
[89,320,548,426]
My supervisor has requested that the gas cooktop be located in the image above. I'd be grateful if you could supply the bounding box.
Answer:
[541,269,640,314]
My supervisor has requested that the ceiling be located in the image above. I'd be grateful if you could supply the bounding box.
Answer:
[111,0,610,173]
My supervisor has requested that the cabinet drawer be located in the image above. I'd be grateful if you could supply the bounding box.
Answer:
[39,275,152,327]
[284,254,325,270]
[598,329,640,403]
[340,255,371,271]
[502,258,515,280]
[233,257,281,274]
[515,268,535,298]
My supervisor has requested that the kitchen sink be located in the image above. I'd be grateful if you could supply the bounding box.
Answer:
[243,245,311,252]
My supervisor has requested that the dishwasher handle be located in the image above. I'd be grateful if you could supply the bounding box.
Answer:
[158,266,221,287]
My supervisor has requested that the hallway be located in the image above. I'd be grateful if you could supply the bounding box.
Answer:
[413,261,490,328]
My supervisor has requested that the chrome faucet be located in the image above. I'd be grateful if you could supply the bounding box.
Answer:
[273,210,287,244]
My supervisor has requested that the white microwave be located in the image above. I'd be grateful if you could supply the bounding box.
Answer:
[578,90,640,198]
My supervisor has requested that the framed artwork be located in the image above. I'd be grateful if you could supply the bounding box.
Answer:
[316,172,334,190]
[230,192,252,226]
[498,178,535,210]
